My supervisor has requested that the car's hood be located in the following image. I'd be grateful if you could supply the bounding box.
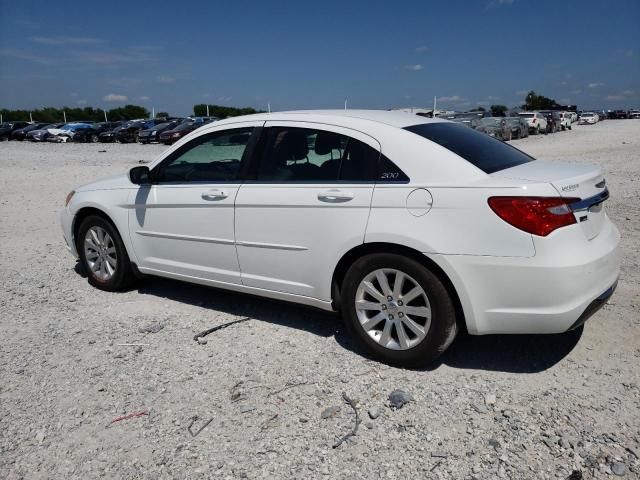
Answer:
[76,172,133,192]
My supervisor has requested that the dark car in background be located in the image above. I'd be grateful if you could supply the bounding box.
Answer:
[504,116,529,139]
[70,124,112,143]
[114,119,165,143]
[476,117,511,140]
[137,119,181,144]
[0,121,31,140]
[11,123,51,141]
[26,123,65,141]
[159,118,217,145]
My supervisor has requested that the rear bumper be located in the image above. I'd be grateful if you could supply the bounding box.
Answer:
[429,219,621,335]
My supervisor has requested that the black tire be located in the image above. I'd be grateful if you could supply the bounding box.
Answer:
[341,253,458,367]
[90,134,99,143]
[77,215,135,291]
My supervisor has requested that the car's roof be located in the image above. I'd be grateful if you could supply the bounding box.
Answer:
[212,109,445,129]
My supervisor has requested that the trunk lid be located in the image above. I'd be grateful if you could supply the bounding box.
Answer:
[493,160,608,239]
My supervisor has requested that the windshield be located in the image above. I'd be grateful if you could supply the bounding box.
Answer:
[405,122,534,174]
[519,113,534,118]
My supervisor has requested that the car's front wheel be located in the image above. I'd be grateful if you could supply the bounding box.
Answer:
[77,215,134,291]
[341,253,458,367]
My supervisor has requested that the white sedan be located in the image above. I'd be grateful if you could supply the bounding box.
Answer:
[579,112,599,124]
[60,110,620,366]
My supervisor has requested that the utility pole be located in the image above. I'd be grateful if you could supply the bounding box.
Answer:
[30,112,33,123]
[104,109,108,122]
[206,104,210,117]
[433,96,437,117]
[268,103,271,113]
[63,110,67,123]
[345,99,348,110]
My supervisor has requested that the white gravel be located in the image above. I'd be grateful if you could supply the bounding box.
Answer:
[1,121,639,480]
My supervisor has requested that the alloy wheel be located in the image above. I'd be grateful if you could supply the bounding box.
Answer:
[355,268,431,350]
[84,226,117,281]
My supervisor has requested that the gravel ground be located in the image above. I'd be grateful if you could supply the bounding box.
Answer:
[1,121,639,480]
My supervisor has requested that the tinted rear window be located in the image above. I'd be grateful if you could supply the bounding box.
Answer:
[405,122,534,174]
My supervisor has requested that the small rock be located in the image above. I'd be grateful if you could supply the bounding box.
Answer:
[197,337,208,345]
[610,462,626,476]
[35,429,46,444]
[488,438,501,450]
[14,368,24,375]
[484,394,496,406]
[138,322,164,334]
[298,417,309,423]
[321,406,340,419]
[542,438,555,450]
[365,422,374,430]
[134,346,143,353]
[388,390,413,410]
[368,407,381,420]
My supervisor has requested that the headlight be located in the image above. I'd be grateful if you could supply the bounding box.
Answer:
[65,190,75,207]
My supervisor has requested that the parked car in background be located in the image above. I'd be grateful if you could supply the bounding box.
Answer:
[70,125,112,143]
[629,110,640,119]
[569,112,578,124]
[611,110,628,119]
[518,112,548,135]
[158,118,216,145]
[579,112,599,124]
[137,120,181,144]
[26,123,65,141]
[60,110,620,366]
[504,117,529,139]
[556,112,572,130]
[539,111,562,134]
[46,123,95,142]
[476,117,511,140]
[11,122,50,141]
[0,121,31,140]
[441,114,482,129]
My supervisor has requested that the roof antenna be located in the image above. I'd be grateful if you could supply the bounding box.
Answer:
[344,99,348,110]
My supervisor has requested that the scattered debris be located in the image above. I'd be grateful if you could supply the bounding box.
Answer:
[193,317,251,342]
[116,343,149,347]
[187,416,213,437]
[98,150,107,153]
[368,407,381,420]
[109,411,149,426]
[260,414,279,431]
[484,393,497,406]
[430,460,443,472]
[388,389,413,410]
[267,380,311,398]
[197,337,208,345]
[565,470,583,480]
[431,451,448,458]
[138,322,164,334]
[332,392,361,449]
[321,406,341,419]
[239,405,256,414]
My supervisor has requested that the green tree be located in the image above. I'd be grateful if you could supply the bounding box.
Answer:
[490,104,508,117]
[522,91,559,110]
[156,112,169,119]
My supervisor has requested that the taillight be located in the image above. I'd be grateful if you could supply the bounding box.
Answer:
[488,196,580,237]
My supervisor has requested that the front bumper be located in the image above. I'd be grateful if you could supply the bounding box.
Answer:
[430,219,621,335]
[60,207,78,257]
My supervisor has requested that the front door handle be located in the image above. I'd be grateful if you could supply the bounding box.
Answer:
[201,190,229,200]
[317,189,355,203]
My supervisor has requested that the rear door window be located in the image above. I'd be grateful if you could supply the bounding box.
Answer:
[255,127,379,182]
[405,122,534,174]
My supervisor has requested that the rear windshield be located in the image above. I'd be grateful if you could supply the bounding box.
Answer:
[405,122,534,174]
[519,113,534,118]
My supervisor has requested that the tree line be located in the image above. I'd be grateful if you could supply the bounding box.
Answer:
[1,103,263,123]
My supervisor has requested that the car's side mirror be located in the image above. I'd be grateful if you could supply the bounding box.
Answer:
[129,166,151,185]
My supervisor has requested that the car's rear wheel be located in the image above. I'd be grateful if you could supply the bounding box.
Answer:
[77,215,134,291]
[341,253,458,367]
[89,134,99,143]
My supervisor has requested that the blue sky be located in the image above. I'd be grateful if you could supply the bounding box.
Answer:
[0,0,638,115]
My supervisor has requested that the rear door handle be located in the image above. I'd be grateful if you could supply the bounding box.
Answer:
[201,189,229,200]
[317,189,355,203]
